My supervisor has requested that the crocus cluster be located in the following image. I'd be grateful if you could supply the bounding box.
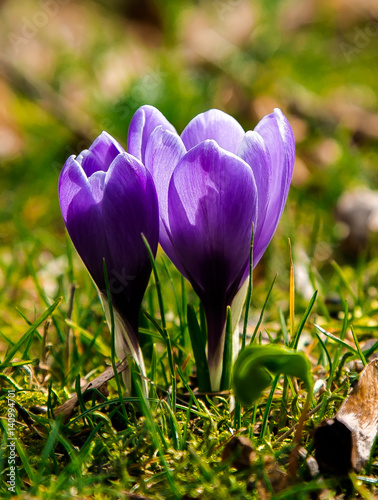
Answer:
[59,104,294,392]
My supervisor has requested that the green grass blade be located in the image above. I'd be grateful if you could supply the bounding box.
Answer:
[241,224,254,349]
[15,439,36,487]
[259,373,280,443]
[250,275,277,345]
[176,365,201,413]
[181,275,189,350]
[161,256,187,346]
[313,323,358,355]
[291,290,318,350]
[314,331,332,372]
[149,342,158,400]
[331,260,357,300]
[289,239,295,342]
[0,297,61,368]
[199,301,207,341]
[326,299,349,388]
[363,340,378,359]
[350,325,367,366]
[186,304,211,393]
[160,399,182,450]
[278,307,289,345]
[220,306,232,391]
[234,401,241,429]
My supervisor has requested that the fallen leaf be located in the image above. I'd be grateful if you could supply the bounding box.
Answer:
[314,359,378,474]
[221,435,255,469]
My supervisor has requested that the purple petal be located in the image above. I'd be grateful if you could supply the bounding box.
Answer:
[238,130,272,252]
[252,108,295,265]
[144,126,187,275]
[168,140,258,298]
[128,105,177,163]
[59,156,87,222]
[79,131,125,177]
[181,109,245,154]
[88,171,106,204]
[101,152,159,325]
[58,157,107,286]
[103,152,159,271]
[168,140,258,369]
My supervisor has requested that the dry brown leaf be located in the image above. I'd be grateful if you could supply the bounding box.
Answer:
[221,435,255,469]
[314,359,378,474]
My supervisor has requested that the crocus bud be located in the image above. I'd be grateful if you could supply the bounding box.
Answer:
[59,131,159,392]
[138,106,295,390]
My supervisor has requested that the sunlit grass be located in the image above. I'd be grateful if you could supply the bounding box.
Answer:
[1,0,378,497]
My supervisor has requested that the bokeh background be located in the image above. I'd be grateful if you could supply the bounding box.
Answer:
[1,0,378,344]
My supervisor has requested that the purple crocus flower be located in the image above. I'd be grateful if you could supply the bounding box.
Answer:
[59,131,159,391]
[128,105,295,390]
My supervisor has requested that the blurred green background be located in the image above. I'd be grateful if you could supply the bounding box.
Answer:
[1,0,378,344]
